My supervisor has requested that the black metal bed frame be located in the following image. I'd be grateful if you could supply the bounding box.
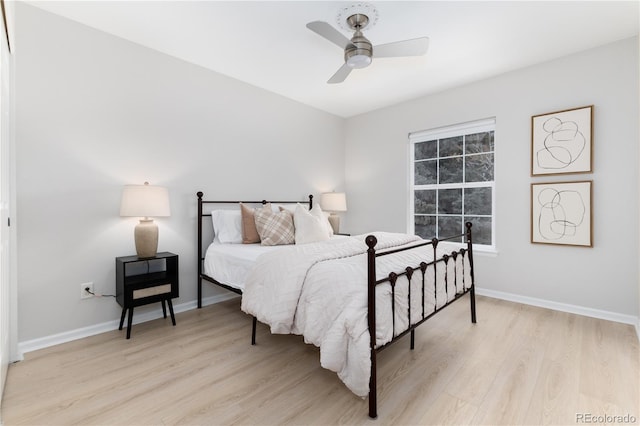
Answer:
[196,191,476,419]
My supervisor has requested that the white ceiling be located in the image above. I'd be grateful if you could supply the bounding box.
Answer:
[28,1,639,118]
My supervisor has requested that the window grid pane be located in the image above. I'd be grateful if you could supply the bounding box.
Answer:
[411,123,495,247]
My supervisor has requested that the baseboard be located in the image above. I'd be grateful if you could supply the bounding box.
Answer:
[15,293,239,360]
[476,287,639,327]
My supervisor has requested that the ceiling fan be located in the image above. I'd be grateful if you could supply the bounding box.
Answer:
[306,6,429,84]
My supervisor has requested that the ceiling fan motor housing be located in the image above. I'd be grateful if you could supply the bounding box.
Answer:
[344,13,373,69]
[345,36,373,68]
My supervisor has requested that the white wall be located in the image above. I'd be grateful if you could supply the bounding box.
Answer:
[345,37,639,318]
[14,3,344,343]
[13,2,639,347]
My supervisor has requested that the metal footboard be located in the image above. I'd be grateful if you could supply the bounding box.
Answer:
[366,222,476,418]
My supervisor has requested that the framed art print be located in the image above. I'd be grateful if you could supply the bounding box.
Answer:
[531,105,593,176]
[531,180,592,247]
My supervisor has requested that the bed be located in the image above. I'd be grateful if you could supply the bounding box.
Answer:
[196,192,477,418]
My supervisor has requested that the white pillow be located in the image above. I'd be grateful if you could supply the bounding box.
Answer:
[293,204,330,244]
[274,203,304,213]
[211,210,242,244]
[280,203,332,236]
[303,203,334,237]
[314,205,334,237]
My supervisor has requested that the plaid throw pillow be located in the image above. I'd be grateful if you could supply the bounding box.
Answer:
[254,208,295,246]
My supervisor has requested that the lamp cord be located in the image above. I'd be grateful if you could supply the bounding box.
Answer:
[85,288,116,298]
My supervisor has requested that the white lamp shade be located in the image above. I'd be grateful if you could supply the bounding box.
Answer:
[320,192,347,212]
[120,183,171,217]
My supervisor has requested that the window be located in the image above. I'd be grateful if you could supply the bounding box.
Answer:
[409,118,495,249]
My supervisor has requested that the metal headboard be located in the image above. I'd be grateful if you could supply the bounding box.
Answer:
[196,192,313,307]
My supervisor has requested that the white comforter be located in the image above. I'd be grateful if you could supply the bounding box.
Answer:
[241,232,471,397]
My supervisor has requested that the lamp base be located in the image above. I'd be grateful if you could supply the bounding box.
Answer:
[134,219,159,258]
[328,214,340,235]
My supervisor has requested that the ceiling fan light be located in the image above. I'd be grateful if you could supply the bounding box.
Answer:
[346,53,372,69]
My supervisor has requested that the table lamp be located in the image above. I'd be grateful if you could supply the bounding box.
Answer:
[320,192,347,234]
[120,182,170,258]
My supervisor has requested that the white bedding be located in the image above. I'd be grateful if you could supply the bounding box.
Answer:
[203,235,350,290]
[241,232,472,397]
[203,242,281,290]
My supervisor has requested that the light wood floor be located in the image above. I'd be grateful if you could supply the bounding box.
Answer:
[2,295,638,425]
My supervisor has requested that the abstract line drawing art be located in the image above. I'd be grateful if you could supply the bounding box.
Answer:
[531,181,592,247]
[537,118,585,170]
[531,105,593,176]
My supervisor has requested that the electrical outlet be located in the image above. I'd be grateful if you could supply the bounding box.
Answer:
[81,282,94,299]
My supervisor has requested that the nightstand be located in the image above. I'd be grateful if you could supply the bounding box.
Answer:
[116,252,179,339]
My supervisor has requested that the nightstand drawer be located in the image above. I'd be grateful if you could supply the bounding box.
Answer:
[133,283,172,299]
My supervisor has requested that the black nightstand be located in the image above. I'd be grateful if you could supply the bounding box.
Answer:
[116,252,179,339]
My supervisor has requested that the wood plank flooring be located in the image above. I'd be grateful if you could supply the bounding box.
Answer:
[1,295,638,425]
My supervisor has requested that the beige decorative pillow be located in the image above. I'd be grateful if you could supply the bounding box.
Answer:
[240,203,269,244]
[254,208,295,246]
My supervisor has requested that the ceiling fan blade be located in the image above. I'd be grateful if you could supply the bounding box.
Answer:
[328,63,352,84]
[307,21,352,50]
[373,37,430,58]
